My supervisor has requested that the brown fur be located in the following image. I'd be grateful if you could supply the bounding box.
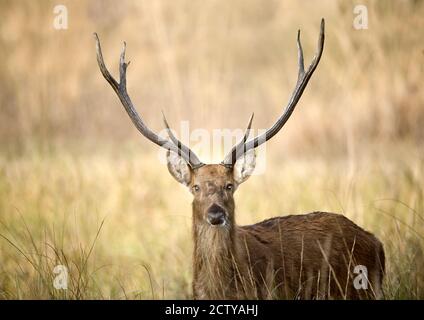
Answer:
[189,165,385,300]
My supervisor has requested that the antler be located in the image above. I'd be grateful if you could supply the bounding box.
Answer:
[222,18,325,166]
[94,33,204,169]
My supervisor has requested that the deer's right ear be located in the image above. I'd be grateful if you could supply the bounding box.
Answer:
[166,151,192,186]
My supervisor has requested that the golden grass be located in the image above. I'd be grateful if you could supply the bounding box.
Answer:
[0,0,423,299]
[0,144,423,299]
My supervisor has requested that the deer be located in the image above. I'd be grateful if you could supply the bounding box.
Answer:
[94,19,385,300]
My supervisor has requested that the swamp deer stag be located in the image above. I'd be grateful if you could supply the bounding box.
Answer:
[94,19,385,299]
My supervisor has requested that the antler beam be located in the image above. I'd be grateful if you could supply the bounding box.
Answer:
[94,33,204,169]
[222,18,325,166]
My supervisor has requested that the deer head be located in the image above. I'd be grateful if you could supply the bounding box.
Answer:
[167,153,256,228]
[94,19,325,229]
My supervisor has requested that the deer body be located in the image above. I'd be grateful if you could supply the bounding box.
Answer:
[95,19,385,299]
[194,210,385,299]
[190,165,385,300]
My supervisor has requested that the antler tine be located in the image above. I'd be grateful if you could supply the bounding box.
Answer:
[222,18,325,166]
[161,111,203,169]
[94,33,119,91]
[94,33,203,168]
[242,113,254,142]
[222,113,254,166]
[297,30,305,79]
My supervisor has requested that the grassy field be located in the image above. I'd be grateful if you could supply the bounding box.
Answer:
[0,0,423,299]
[0,143,423,299]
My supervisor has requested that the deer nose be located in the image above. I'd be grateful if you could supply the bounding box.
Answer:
[207,204,226,226]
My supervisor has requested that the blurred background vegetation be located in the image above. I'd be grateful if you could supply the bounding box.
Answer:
[0,0,423,299]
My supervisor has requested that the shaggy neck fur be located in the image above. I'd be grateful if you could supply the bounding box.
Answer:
[192,220,238,299]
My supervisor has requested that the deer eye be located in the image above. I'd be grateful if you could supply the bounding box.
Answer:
[192,185,200,193]
[225,183,234,191]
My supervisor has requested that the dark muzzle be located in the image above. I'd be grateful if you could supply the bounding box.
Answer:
[207,204,226,226]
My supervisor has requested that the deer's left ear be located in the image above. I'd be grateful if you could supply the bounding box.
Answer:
[233,149,256,185]
[167,150,192,186]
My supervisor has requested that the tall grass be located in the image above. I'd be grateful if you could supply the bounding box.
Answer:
[0,146,423,299]
[0,0,423,299]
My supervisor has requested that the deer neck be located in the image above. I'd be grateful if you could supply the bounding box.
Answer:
[193,221,237,262]
[192,218,239,298]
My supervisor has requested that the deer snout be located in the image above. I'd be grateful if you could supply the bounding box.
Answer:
[207,204,226,226]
